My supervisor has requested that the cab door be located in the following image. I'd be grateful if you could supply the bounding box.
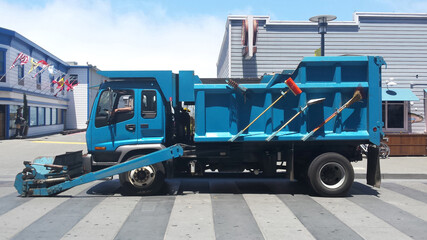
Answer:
[91,89,138,156]
[138,89,165,144]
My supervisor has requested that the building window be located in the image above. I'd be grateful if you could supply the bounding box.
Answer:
[0,49,5,82]
[49,71,55,92]
[30,107,37,126]
[141,90,157,119]
[69,74,78,85]
[38,107,45,125]
[9,105,19,129]
[37,74,42,90]
[18,64,25,85]
[382,101,408,132]
[46,108,51,125]
[52,108,57,125]
[58,109,64,124]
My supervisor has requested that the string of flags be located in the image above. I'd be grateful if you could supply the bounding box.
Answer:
[10,52,29,69]
[0,52,78,96]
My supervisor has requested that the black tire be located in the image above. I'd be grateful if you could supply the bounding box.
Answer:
[119,155,165,196]
[307,152,354,197]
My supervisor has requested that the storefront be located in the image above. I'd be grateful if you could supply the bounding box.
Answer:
[0,89,68,138]
[382,88,425,155]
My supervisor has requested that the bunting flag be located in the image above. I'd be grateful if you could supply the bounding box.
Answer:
[56,76,65,89]
[48,65,55,75]
[10,52,29,69]
[28,58,40,74]
[54,85,64,97]
[32,60,49,78]
[65,79,78,91]
[0,52,30,82]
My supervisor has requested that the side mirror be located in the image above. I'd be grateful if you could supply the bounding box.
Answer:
[106,109,115,125]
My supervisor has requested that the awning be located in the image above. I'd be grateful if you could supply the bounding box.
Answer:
[382,88,419,101]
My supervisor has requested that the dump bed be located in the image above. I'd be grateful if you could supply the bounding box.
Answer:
[194,56,385,145]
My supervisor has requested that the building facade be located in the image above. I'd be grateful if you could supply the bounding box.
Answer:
[0,27,103,139]
[217,13,427,155]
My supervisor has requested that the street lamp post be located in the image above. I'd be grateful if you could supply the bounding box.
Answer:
[309,15,337,56]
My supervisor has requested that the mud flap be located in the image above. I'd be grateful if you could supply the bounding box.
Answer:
[367,145,381,187]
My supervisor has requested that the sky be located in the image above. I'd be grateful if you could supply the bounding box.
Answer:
[1,0,426,77]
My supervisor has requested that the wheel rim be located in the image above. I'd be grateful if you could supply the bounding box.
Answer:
[128,165,156,188]
[318,162,346,189]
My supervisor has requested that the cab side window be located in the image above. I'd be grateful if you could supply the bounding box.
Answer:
[113,91,134,123]
[141,90,157,119]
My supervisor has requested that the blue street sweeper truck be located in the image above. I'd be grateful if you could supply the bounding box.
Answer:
[14,56,385,197]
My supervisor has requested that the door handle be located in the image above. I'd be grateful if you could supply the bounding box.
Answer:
[125,124,136,131]
[140,124,149,128]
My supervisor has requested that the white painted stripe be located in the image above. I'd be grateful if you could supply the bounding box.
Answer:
[313,197,411,240]
[394,181,427,193]
[0,176,16,181]
[0,187,16,198]
[377,187,427,222]
[61,196,140,240]
[243,194,315,240]
[164,194,215,240]
[0,182,98,239]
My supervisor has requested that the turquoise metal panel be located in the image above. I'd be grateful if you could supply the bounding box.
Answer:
[367,56,384,145]
[178,71,199,102]
[98,71,177,106]
[382,89,419,101]
[195,56,384,145]
[195,91,206,137]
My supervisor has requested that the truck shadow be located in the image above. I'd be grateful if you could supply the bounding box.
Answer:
[86,178,378,197]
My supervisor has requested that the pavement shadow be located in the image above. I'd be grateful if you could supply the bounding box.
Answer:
[348,181,379,197]
[167,178,313,195]
[86,179,122,195]
[84,178,380,197]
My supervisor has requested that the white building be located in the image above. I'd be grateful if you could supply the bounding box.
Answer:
[0,27,104,139]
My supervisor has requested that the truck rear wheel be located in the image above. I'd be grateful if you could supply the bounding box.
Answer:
[307,152,354,197]
[119,155,165,196]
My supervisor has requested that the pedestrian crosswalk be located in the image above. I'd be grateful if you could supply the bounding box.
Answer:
[0,179,426,240]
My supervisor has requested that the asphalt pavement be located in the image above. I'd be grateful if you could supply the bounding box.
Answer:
[0,132,426,239]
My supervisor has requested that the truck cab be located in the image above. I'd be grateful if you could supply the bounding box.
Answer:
[87,80,167,163]
[86,71,195,195]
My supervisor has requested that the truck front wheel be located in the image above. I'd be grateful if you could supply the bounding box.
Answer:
[307,152,354,197]
[119,155,165,196]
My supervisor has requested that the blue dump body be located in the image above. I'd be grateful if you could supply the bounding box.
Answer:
[195,56,384,145]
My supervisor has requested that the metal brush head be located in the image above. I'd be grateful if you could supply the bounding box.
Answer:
[306,98,326,106]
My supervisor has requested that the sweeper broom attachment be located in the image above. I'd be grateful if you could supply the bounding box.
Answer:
[229,77,302,142]
[14,145,184,197]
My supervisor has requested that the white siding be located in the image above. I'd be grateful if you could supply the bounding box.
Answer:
[88,68,104,116]
[216,24,231,78]
[26,124,64,136]
[66,68,88,129]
